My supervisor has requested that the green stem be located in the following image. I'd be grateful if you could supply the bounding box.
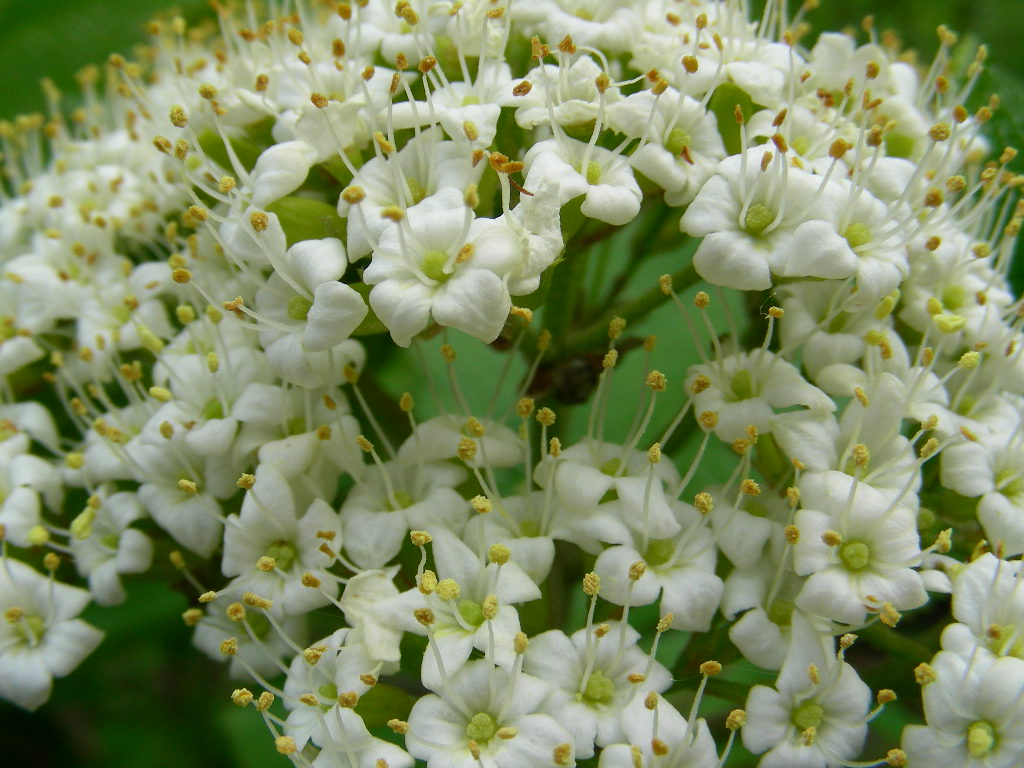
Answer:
[541,246,592,351]
[858,623,936,665]
[558,262,699,358]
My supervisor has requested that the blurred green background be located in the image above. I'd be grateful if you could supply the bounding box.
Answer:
[1,0,1022,766]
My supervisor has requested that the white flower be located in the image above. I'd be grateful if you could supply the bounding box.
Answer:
[341,458,468,569]
[598,692,719,768]
[513,55,621,130]
[378,527,539,688]
[902,651,1024,767]
[282,629,381,750]
[687,349,835,444]
[363,188,522,346]
[221,464,343,616]
[253,237,367,388]
[594,499,723,632]
[406,659,573,768]
[941,436,1024,556]
[743,613,871,768]
[523,138,641,226]
[312,708,414,768]
[942,554,1024,660]
[607,87,725,206]
[792,470,926,625]
[68,491,153,606]
[524,621,672,757]
[0,560,103,711]
[680,147,843,290]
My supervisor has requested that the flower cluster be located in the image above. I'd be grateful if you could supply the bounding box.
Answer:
[1,1,1023,766]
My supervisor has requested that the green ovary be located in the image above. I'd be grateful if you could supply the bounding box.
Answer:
[644,538,675,567]
[843,222,872,249]
[839,540,870,571]
[582,670,615,705]
[767,599,794,626]
[665,127,691,156]
[519,520,541,537]
[884,132,915,159]
[967,721,996,758]
[466,712,498,742]
[406,177,426,204]
[265,540,297,571]
[585,161,602,185]
[458,599,484,627]
[730,369,755,401]
[791,136,811,155]
[388,490,415,510]
[287,295,312,320]
[15,615,46,645]
[202,397,224,420]
[792,700,824,731]
[421,250,451,283]
[942,283,968,310]
[599,457,621,476]
[743,203,774,235]
[318,683,338,701]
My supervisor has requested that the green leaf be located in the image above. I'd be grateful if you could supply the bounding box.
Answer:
[265,196,346,246]
[707,83,761,156]
[355,683,417,728]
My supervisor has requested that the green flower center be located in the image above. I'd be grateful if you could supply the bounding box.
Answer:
[791,136,811,156]
[743,203,774,235]
[954,394,977,416]
[202,397,224,420]
[884,132,915,159]
[388,490,415,510]
[730,369,756,401]
[287,295,313,320]
[582,670,615,705]
[466,712,498,743]
[843,222,872,250]
[792,700,824,731]
[665,127,692,156]
[519,520,541,537]
[767,599,795,626]
[265,540,297,571]
[458,599,485,627]
[406,176,426,204]
[967,721,996,758]
[585,161,602,186]
[941,283,968,310]
[644,538,675,567]
[286,416,306,435]
[14,614,46,645]
[0,318,15,342]
[421,250,451,283]
[100,533,120,550]
[318,683,338,701]
[599,457,621,476]
[839,540,871,571]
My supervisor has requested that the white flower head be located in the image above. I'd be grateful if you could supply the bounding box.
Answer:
[0,560,103,711]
